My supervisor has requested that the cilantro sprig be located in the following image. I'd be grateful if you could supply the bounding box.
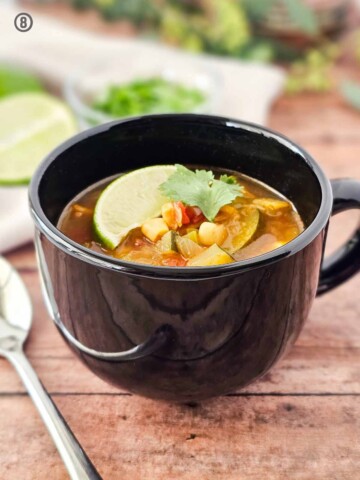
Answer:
[159,164,243,221]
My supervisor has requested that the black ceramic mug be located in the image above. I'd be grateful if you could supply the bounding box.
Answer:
[29,115,360,402]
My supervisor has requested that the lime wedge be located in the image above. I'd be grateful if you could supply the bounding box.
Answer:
[0,65,43,99]
[0,92,77,185]
[94,165,176,249]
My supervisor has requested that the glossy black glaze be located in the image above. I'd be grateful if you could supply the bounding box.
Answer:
[39,231,324,401]
[317,179,360,295]
[29,115,360,402]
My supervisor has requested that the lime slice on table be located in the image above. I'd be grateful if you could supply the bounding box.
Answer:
[0,65,43,99]
[94,165,176,250]
[0,92,77,185]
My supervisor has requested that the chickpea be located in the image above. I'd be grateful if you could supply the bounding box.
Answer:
[198,222,228,246]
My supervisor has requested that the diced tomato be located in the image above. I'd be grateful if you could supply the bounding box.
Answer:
[162,201,189,229]
[186,206,205,224]
[176,202,190,225]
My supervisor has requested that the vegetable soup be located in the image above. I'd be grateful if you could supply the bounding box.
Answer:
[58,165,304,267]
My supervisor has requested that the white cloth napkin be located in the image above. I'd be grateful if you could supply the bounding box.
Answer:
[0,187,33,253]
[0,4,285,253]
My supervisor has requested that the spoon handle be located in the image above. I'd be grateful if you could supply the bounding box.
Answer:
[7,348,102,480]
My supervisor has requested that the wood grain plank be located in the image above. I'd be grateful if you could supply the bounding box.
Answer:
[269,65,360,144]
[0,395,359,480]
[1,345,360,395]
[303,143,360,180]
[5,243,37,271]
[270,96,360,144]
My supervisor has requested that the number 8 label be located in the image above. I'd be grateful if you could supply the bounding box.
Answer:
[14,13,33,32]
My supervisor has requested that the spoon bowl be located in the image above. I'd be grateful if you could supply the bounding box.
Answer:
[0,256,31,353]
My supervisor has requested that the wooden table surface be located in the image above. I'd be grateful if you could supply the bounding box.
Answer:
[1,58,360,478]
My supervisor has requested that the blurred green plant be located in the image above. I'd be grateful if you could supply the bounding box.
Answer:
[160,6,205,52]
[281,0,318,35]
[71,0,160,25]
[160,0,320,60]
[243,0,318,35]
[161,0,251,56]
[285,44,340,94]
[341,81,360,111]
[241,0,274,20]
[205,1,251,54]
[66,0,360,104]
[68,0,320,61]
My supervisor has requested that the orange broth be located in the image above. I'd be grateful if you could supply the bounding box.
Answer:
[58,169,304,267]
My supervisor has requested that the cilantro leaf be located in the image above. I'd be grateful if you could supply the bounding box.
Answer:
[220,174,237,185]
[159,164,243,221]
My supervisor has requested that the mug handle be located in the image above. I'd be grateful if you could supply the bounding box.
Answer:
[35,233,173,362]
[53,316,172,362]
[317,178,360,295]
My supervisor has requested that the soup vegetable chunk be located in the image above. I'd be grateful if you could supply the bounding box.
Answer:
[58,164,304,267]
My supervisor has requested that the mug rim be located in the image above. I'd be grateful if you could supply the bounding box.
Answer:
[29,114,333,280]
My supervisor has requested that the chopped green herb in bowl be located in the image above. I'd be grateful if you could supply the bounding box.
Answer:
[64,59,221,128]
[93,77,206,117]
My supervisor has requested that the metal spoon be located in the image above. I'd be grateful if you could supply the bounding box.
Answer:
[0,256,102,479]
